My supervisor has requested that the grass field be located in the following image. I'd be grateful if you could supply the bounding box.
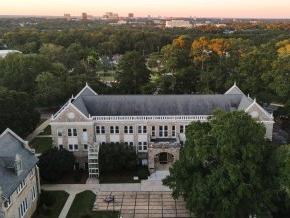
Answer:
[33,191,69,218]
[30,137,52,154]
[67,191,119,218]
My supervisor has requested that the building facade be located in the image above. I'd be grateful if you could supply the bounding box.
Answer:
[50,83,274,177]
[0,129,40,218]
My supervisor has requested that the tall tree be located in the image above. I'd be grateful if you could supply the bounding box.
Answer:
[116,51,150,94]
[164,111,278,218]
[0,87,40,137]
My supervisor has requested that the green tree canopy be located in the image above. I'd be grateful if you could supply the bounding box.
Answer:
[163,111,279,218]
[0,86,40,137]
[38,148,75,182]
[116,51,150,94]
[99,143,138,174]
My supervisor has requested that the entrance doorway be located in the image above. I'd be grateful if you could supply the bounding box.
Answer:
[154,152,174,171]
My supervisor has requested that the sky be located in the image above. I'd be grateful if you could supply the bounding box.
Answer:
[0,0,289,18]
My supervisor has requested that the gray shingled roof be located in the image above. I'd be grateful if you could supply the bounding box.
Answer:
[0,130,38,199]
[73,94,243,116]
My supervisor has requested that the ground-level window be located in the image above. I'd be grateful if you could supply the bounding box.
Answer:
[68,144,78,151]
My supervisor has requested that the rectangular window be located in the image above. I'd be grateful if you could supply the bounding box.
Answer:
[68,128,77,136]
[101,126,105,134]
[83,128,87,132]
[151,126,155,137]
[129,142,134,146]
[73,128,77,136]
[129,126,133,134]
[32,186,36,201]
[180,125,184,134]
[83,144,88,150]
[143,126,147,133]
[164,126,168,137]
[18,198,28,217]
[159,126,163,137]
[172,126,176,137]
[68,144,73,151]
[74,144,79,151]
[96,126,100,134]
[138,125,147,134]
[57,129,63,137]
[68,129,72,136]
[124,126,128,134]
[110,126,119,134]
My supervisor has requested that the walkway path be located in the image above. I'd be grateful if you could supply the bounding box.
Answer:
[26,118,51,142]
[58,192,76,218]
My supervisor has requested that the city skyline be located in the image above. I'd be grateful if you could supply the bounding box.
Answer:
[0,0,290,19]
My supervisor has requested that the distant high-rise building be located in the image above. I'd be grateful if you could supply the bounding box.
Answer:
[128,13,134,18]
[102,12,119,20]
[64,13,71,21]
[82,12,88,20]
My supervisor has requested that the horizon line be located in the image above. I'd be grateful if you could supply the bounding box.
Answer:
[1,14,290,20]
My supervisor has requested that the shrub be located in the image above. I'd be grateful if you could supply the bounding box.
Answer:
[74,169,82,182]
[99,143,138,175]
[137,166,149,179]
[38,148,75,182]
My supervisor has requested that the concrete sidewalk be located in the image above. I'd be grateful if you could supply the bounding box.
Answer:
[26,118,51,142]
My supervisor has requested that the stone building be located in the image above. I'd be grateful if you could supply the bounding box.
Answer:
[50,83,274,177]
[0,129,40,218]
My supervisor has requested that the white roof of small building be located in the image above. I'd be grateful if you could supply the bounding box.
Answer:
[0,50,21,58]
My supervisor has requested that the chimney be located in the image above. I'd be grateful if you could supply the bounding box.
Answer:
[15,154,23,176]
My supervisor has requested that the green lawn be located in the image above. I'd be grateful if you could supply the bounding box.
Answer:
[67,191,119,218]
[30,137,52,154]
[33,191,69,218]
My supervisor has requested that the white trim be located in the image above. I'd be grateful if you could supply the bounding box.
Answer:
[0,128,33,152]
[50,121,94,126]
[92,115,210,122]
[52,102,90,121]
[225,83,244,95]
[245,101,273,120]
